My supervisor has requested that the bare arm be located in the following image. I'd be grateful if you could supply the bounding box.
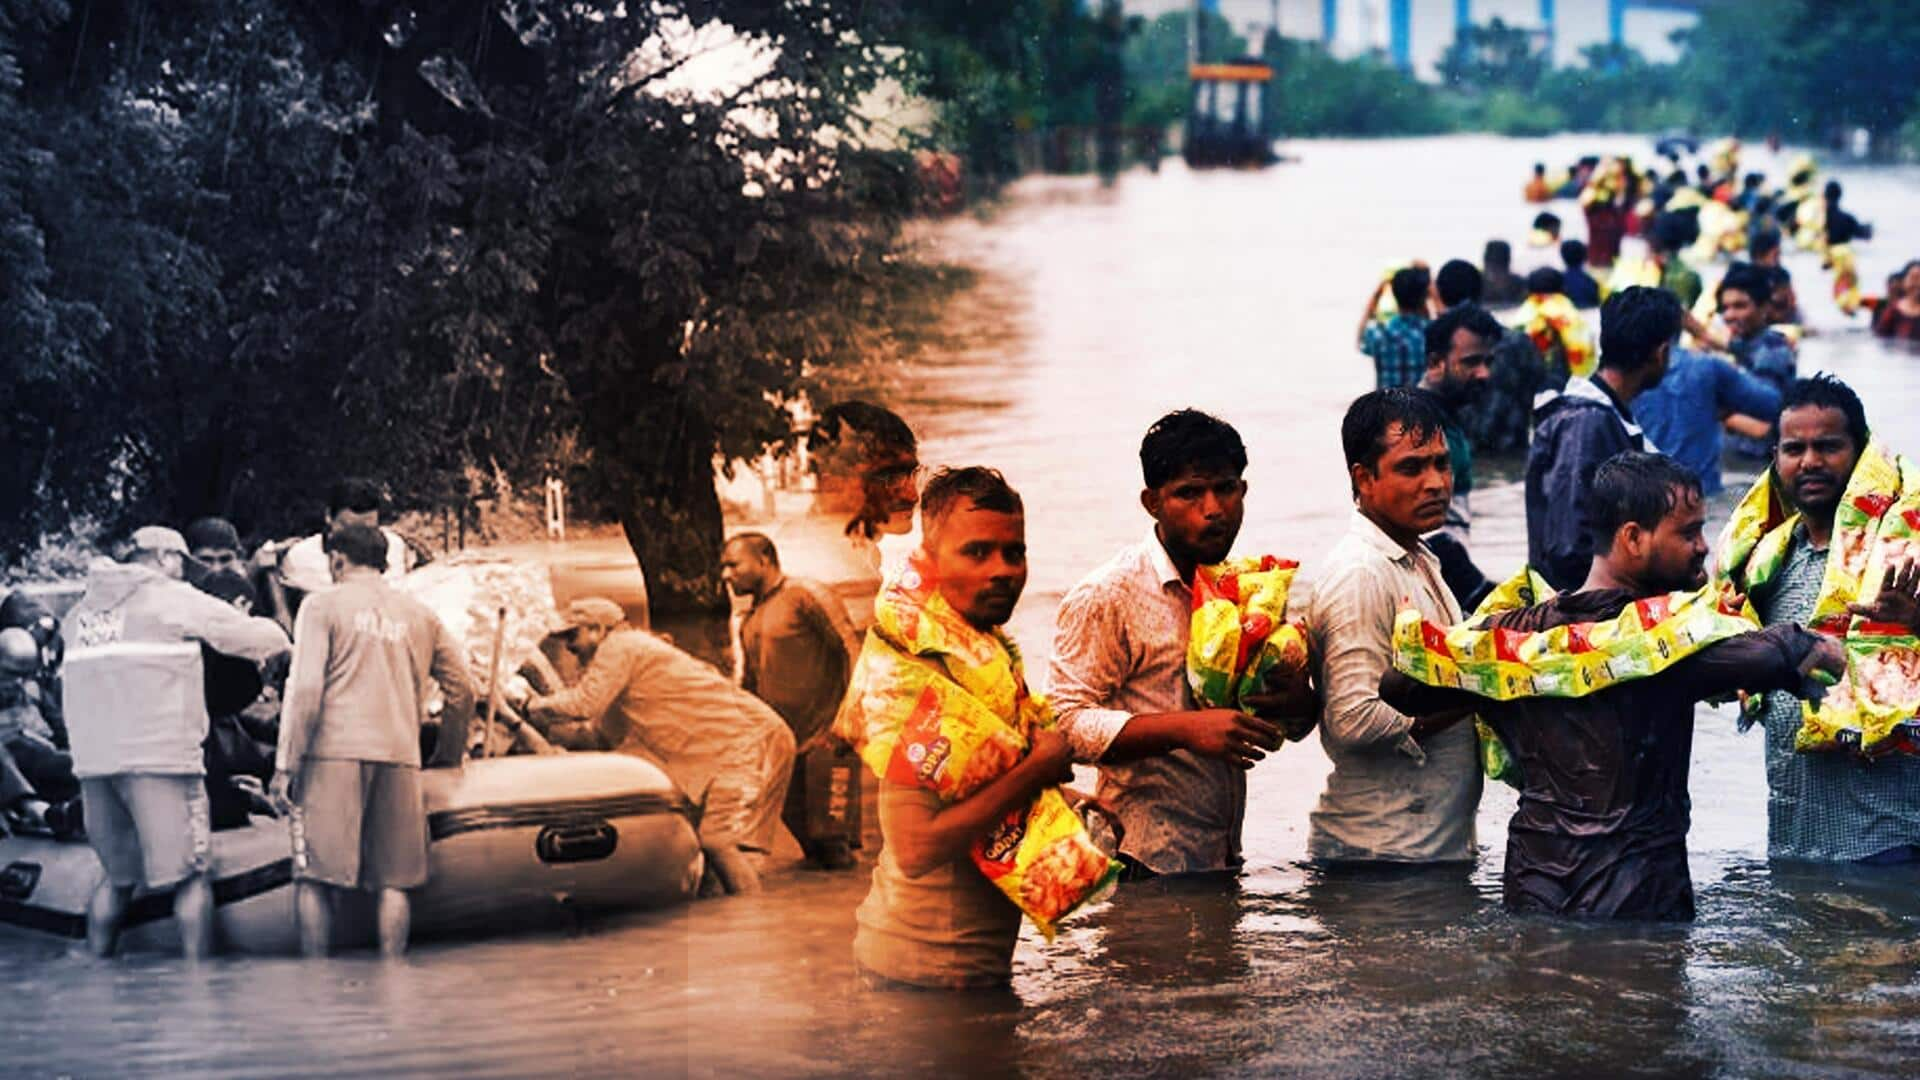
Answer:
[1357,280,1387,347]
[882,729,1074,880]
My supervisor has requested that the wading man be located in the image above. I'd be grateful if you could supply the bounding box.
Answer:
[1418,304,1501,611]
[63,526,290,960]
[1732,377,1920,864]
[722,532,858,870]
[1386,453,1842,919]
[1050,410,1312,879]
[274,524,475,958]
[844,467,1072,989]
[1526,286,1678,591]
[1307,389,1479,865]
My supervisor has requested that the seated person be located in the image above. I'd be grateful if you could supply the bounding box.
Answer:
[0,627,81,838]
[195,570,281,828]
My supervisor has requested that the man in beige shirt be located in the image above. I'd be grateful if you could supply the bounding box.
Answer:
[1306,388,1482,864]
[1051,410,1310,877]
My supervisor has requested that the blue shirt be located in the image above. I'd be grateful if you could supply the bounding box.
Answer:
[1361,314,1429,390]
[1754,531,1920,862]
[1562,265,1601,309]
[1634,350,1782,496]
[1728,329,1797,459]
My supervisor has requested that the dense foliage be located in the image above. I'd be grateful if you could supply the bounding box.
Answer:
[0,0,927,615]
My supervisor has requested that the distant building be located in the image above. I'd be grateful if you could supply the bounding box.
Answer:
[1124,0,1701,81]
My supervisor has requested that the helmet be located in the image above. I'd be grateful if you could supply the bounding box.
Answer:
[0,627,39,676]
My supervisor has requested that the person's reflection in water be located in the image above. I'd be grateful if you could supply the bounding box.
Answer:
[1484,919,1708,1079]
[1094,873,1249,988]
[1299,860,1485,945]
[850,975,1028,1077]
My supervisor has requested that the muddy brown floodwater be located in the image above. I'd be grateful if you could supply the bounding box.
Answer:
[8,135,1920,1078]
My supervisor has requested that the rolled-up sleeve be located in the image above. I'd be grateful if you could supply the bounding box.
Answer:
[1047,581,1138,764]
[1311,565,1424,762]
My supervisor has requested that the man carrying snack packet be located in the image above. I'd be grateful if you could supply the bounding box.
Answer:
[1050,410,1317,880]
[1722,375,1920,864]
[839,468,1118,990]
[1385,453,1843,919]
[1308,389,1483,865]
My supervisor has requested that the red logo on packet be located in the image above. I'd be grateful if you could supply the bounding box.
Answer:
[1854,493,1894,519]
[887,687,952,788]
[1904,508,1920,532]
[1422,622,1451,654]
[978,808,1027,873]
[1494,628,1528,662]
[1636,594,1672,626]
[1565,622,1595,653]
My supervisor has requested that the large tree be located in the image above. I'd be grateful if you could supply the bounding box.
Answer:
[1,1,920,621]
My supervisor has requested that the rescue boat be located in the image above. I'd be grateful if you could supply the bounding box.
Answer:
[0,753,703,953]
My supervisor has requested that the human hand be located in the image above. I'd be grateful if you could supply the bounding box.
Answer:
[1800,635,1847,683]
[1182,709,1285,769]
[1241,667,1319,740]
[1028,728,1075,785]
[1848,558,1920,632]
[268,770,296,808]
[251,541,282,575]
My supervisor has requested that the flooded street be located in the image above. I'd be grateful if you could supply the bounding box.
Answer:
[10,135,1920,1077]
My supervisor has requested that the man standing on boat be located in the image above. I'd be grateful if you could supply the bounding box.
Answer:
[62,525,290,961]
[273,524,475,958]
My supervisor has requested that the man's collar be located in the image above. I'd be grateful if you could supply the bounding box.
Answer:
[1349,508,1420,564]
[1145,528,1185,588]
[1585,373,1633,421]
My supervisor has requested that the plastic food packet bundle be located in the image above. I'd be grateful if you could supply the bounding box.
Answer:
[1187,555,1310,717]
[1521,293,1596,379]
[1458,568,1555,786]
[838,557,1120,935]
[974,785,1121,938]
[1798,632,1920,757]
[1393,576,1757,702]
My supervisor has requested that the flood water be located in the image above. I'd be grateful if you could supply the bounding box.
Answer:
[9,135,1920,1077]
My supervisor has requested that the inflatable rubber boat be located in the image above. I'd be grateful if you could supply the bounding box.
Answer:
[0,753,703,953]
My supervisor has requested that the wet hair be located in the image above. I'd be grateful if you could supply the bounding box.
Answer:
[920,467,1022,535]
[323,523,390,571]
[1588,452,1702,553]
[1716,262,1771,308]
[1532,211,1561,234]
[196,569,258,610]
[1560,239,1588,268]
[806,401,917,465]
[1390,267,1431,314]
[723,531,778,567]
[1483,240,1513,272]
[1824,179,1843,203]
[1341,387,1450,477]
[1743,172,1765,190]
[1767,265,1793,290]
[1140,409,1247,488]
[1651,211,1700,254]
[1533,162,1545,176]
[1695,163,1711,182]
[1435,259,1484,307]
[1598,287,1683,373]
[1425,304,1503,360]
[1748,227,1781,261]
[1525,267,1564,295]
[183,516,241,554]
[1778,374,1869,451]
[327,478,383,518]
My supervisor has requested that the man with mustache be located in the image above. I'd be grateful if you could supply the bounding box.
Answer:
[1418,304,1501,611]
[1049,410,1308,878]
[1384,453,1843,918]
[850,467,1073,988]
[1306,389,1480,865]
[1746,376,1920,864]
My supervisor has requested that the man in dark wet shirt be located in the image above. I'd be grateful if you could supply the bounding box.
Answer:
[1385,453,1843,920]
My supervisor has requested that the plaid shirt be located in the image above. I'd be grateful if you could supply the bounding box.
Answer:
[1754,530,1920,861]
[1361,314,1430,389]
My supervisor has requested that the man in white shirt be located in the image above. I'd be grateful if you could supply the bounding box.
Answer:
[1306,388,1481,864]
[265,478,411,630]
